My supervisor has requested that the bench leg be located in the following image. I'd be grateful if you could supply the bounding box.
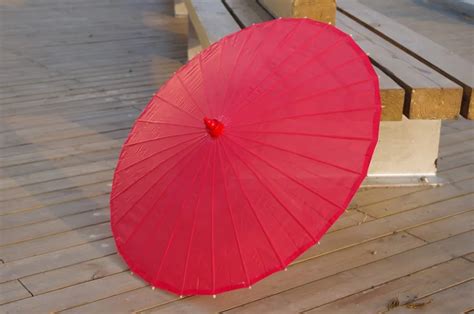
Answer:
[174,0,188,16]
[364,118,442,186]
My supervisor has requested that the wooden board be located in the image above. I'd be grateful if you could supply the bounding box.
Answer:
[0,208,109,247]
[337,14,463,119]
[337,0,474,119]
[375,68,405,121]
[224,0,273,27]
[388,280,474,313]
[0,223,111,262]
[259,0,337,24]
[174,0,188,16]
[358,177,474,218]
[0,272,147,313]
[309,258,474,313]
[407,210,474,242]
[184,0,240,48]
[0,238,117,283]
[20,254,127,295]
[0,280,31,305]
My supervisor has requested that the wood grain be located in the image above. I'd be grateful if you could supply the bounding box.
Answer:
[259,0,337,24]
[306,258,474,313]
[337,14,463,119]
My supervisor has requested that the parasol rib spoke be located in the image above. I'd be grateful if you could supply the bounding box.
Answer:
[229,53,367,120]
[223,139,318,243]
[179,145,215,295]
[220,140,286,268]
[219,29,255,117]
[119,135,205,173]
[203,39,224,119]
[227,133,361,175]
[223,138,333,225]
[238,39,357,115]
[224,20,322,117]
[118,139,208,244]
[271,79,374,114]
[230,108,375,129]
[136,120,202,129]
[210,144,217,293]
[112,136,205,219]
[232,77,375,126]
[221,21,300,115]
[124,131,204,148]
[221,35,264,108]
[152,144,213,285]
[220,25,288,116]
[225,136,345,211]
[154,95,202,122]
[175,74,207,117]
[233,130,372,142]
[216,140,251,286]
[198,52,214,118]
[226,30,348,117]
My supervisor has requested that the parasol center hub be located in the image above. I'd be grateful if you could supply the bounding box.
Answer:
[204,117,224,138]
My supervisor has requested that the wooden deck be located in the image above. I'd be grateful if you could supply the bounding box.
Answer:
[0,0,473,313]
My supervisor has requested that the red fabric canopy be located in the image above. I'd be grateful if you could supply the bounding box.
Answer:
[111,18,381,296]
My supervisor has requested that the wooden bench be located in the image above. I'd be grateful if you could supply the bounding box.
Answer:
[174,0,187,16]
[181,0,474,185]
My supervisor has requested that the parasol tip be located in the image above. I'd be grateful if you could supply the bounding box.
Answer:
[204,117,224,138]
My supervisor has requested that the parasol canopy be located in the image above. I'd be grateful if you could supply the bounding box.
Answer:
[111,18,381,296]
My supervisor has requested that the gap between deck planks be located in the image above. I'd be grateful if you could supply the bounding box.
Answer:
[2,189,470,310]
[306,258,473,313]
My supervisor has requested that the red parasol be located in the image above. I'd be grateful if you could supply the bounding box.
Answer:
[111,18,381,296]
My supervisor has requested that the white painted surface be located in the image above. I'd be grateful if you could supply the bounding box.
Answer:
[368,118,441,176]
[174,0,188,16]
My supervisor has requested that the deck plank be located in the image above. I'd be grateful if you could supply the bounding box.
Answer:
[358,177,474,218]
[0,170,113,202]
[20,254,128,295]
[0,208,109,247]
[388,280,474,314]
[0,194,109,230]
[0,272,147,313]
[61,286,174,314]
[298,193,473,261]
[0,182,111,215]
[0,280,31,305]
[306,258,474,313]
[0,160,116,190]
[0,223,110,262]
[406,210,474,242]
[143,232,474,313]
[0,238,116,283]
